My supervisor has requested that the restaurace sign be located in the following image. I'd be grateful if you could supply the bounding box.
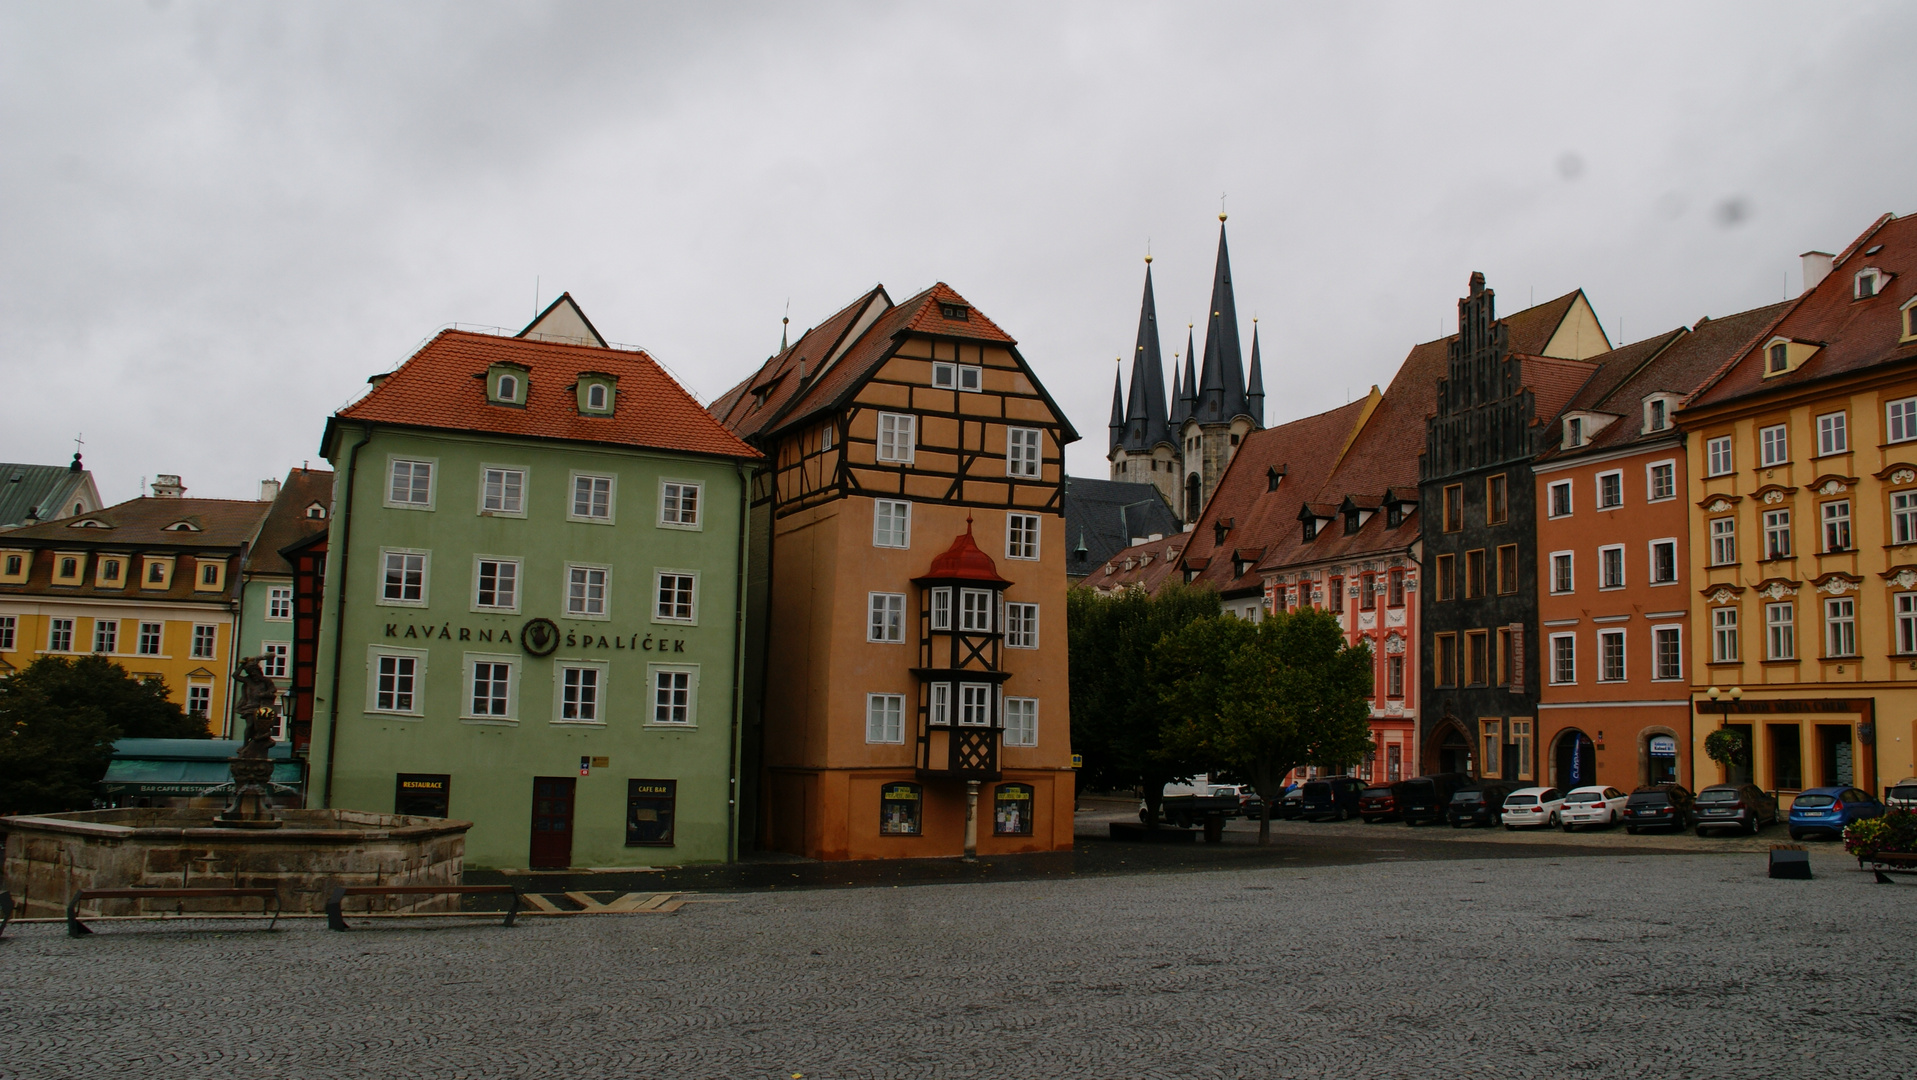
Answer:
[381,618,690,656]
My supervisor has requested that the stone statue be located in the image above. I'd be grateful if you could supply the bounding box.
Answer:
[219,657,284,826]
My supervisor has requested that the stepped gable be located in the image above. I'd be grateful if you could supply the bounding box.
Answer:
[339,329,757,461]
[1690,213,1915,409]
[245,467,335,576]
[1179,398,1371,595]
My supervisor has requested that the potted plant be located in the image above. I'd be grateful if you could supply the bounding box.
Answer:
[1845,809,1917,866]
[1703,727,1750,773]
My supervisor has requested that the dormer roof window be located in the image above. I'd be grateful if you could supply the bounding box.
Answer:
[1565,417,1584,447]
[1643,393,1679,434]
[485,362,531,407]
[166,519,201,532]
[575,372,617,416]
[1855,267,1884,300]
[1265,466,1283,492]
[938,302,970,321]
[306,502,327,519]
[1901,296,1917,343]
[1761,336,1820,379]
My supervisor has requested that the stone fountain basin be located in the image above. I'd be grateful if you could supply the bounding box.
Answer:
[3,808,471,919]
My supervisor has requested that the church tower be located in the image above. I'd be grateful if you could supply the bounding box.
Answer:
[1177,215,1261,521]
[1105,257,1179,510]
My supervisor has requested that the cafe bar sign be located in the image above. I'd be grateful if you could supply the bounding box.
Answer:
[381,616,689,657]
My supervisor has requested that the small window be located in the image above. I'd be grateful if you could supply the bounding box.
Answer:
[1434,633,1458,687]
[1766,602,1795,660]
[1707,436,1734,476]
[261,642,290,679]
[868,696,906,745]
[1566,417,1584,447]
[570,474,615,522]
[1893,492,1917,545]
[873,499,911,548]
[1712,607,1739,663]
[932,362,956,388]
[1550,551,1573,594]
[1005,602,1039,648]
[1548,480,1572,517]
[46,617,75,652]
[1464,549,1485,599]
[660,481,701,528]
[91,619,118,654]
[959,683,992,726]
[958,365,982,391]
[191,624,217,659]
[1822,501,1851,551]
[1466,630,1488,685]
[198,561,221,588]
[388,458,435,509]
[1486,474,1508,524]
[1759,424,1789,467]
[1442,484,1463,532]
[929,587,952,630]
[1768,343,1789,374]
[1647,462,1676,502]
[820,423,836,452]
[1006,428,1042,478]
[1710,519,1736,565]
[372,652,420,713]
[1599,545,1625,589]
[960,588,994,632]
[306,502,327,519]
[1496,544,1519,594]
[559,665,602,722]
[1598,629,1625,682]
[1891,398,1917,444]
[868,592,906,643]
[994,782,1035,832]
[187,685,211,718]
[267,585,293,620]
[1006,513,1040,560]
[137,621,163,655]
[879,780,921,831]
[649,665,696,725]
[144,558,172,587]
[1002,701,1038,748]
[55,555,81,582]
[1765,509,1793,558]
[567,565,609,618]
[1597,471,1623,509]
[1856,269,1881,299]
[1897,593,1917,655]
[877,413,916,462]
[482,468,525,515]
[475,558,519,611]
[1825,597,1856,657]
[1385,655,1404,697]
[1434,553,1455,602]
[1816,411,1848,456]
[98,558,123,585]
[1359,572,1376,612]
[654,572,696,622]
[496,374,518,403]
[380,550,428,605]
[587,383,608,411]
[1646,398,1668,432]
[1650,540,1678,584]
[1387,568,1405,608]
[939,302,970,321]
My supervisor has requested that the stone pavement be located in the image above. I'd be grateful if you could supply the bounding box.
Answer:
[5,848,1914,1079]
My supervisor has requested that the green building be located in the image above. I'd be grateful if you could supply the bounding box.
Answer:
[232,466,333,740]
[308,295,760,868]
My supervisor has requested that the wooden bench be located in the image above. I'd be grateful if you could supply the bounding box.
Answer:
[1861,849,1917,883]
[67,887,281,937]
[326,884,520,931]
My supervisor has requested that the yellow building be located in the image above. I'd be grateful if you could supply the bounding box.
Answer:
[1683,213,1917,801]
[0,478,273,732]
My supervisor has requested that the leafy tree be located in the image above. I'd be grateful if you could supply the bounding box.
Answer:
[1067,583,1220,822]
[0,655,206,814]
[1156,606,1375,845]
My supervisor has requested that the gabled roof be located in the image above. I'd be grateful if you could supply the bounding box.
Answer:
[1689,213,1916,410]
[518,292,608,348]
[0,457,99,530]
[1062,477,1181,576]
[245,467,335,576]
[0,496,270,549]
[332,328,758,461]
[1086,533,1187,594]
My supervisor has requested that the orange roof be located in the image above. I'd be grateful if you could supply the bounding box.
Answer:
[333,330,759,460]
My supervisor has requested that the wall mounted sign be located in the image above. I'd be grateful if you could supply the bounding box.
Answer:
[380,618,689,655]
[1649,735,1678,756]
[522,618,560,656]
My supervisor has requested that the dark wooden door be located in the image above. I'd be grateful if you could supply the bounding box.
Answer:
[529,776,576,869]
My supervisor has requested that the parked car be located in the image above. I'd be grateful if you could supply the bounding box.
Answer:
[1301,777,1365,821]
[1500,787,1566,829]
[1229,786,1268,820]
[1559,786,1629,831]
[1278,787,1306,820]
[1622,783,1694,834]
[1690,783,1779,835]
[1358,783,1407,823]
[1400,773,1472,826]
[1788,785,1885,841]
[1886,778,1917,812]
[1446,781,1518,828]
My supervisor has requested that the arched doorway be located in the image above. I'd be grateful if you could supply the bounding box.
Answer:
[1552,729,1596,790]
[1428,719,1472,776]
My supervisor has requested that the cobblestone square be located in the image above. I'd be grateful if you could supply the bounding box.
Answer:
[5,848,1914,1079]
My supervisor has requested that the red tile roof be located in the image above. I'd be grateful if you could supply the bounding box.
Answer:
[1086,533,1188,593]
[245,467,335,576]
[1521,355,1602,425]
[335,330,759,460]
[1,496,271,548]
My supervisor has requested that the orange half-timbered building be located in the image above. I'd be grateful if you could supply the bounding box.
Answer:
[711,283,1078,860]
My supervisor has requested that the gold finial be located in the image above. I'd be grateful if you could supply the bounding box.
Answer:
[1219,192,1227,222]
[1144,254,1153,264]
[1219,212,1227,222]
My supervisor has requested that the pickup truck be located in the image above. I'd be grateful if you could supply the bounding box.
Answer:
[1138,782,1244,828]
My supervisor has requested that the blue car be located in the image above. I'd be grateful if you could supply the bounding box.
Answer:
[1787,785,1884,841]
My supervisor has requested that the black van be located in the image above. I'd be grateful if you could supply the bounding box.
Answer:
[1399,773,1472,825]
[1446,781,1519,828]
[1301,777,1366,821]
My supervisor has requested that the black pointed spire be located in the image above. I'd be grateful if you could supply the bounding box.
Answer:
[1108,366,1126,455]
[1196,217,1247,424]
[1172,327,1197,427]
[1246,320,1265,428]
[1168,359,1184,427]
[1121,260,1170,453]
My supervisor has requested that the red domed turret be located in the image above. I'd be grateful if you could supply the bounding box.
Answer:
[914,517,1012,587]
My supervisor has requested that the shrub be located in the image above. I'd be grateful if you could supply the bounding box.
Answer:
[1845,809,1917,860]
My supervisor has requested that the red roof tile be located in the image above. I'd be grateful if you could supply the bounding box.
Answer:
[1088,534,1188,593]
[1521,355,1602,425]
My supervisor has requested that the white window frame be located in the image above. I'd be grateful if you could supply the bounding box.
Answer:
[877,412,917,464]
[958,683,992,727]
[565,563,612,621]
[1597,628,1626,683]
[1887,397,1917,444]
[1822,500,1852,552]
[472,556,522,614]
[1825,597,1856,658]
[1709,519,1736,566]
[960,588,994,632]
[1816,411,1848,457]
[0,614,17,652]
[929,682,952,727]
[1005,602,1039,649]
[137,621,163,656]
[653,569,698,625]
[1004,697,1038,747]
[1712,607,1739,663]
[933,362,984,391]
[385,456,437,511]
[1764,509,1793,559]
[1893,491,1917,546]
[873,499,911,549]
[554,661,609,725]
[648,663,700,727]
[93,619,118,655]
[1549,633,1576,685]
[659,479,703,531]
[1648,538,1679,586]
[929,587,952,631]
[190,623,218,660]
[585,381,609,411]
[47,617,75,653]
[462,652,518,722]
[568,472,617,524]
[478,464,528,518]
[868,592,907,643]
[266,585,293,622]
[186,683,212,719]
[1598,544,1625,590]
[1547,480,1573,518]
[1759,424,1789,467]
[1549,551,1574,595]
[1897,593,1917,655]
[1006,513,1041,561]
[1006,427,1042,478]
[1652,624,1682,682]
[1595,470,1623,510]
[366,646,427,717]
[866,692,904,743]
[1646,460,1677,503]
[1766,602,1795,661]
[1707,436,1734,477]
[261,641,290,679]
[378,548,431,607]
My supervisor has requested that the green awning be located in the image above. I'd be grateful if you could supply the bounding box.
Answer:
[99,758,303,796]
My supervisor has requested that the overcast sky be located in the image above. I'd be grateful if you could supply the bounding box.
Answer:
[4,2,1914,503]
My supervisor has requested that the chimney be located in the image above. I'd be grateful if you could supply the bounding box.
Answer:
[151,474,185,498]
[1801,251,1834,295]
[259,478,282,502]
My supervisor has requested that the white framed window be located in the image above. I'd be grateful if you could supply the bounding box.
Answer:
[1766,602,1795,660]
[866,692,904,743]
[137,621,163,655]
[586,382,609,411]
[1647,461,1677,502]
[1005,602,1039,648]
[1822,501,1851,552]
[1549,633,1576,685]
[1760,424,1789,467]
[1712,607,1739,663]
[1764,509,1793,559]
[1887,397,1917,444]
[1006,427,1042,478]
[465,654,516,720]
[1599,545,1625,589]
[1895,491,1917,545]
[877,412,916,463]
[379,549,429,606]
[480,466,526,516]
[1816,411,1848,456]
[569,473,616,523]
[567,564,610,619]
[930,682,952,727]
[1649,539,1678,585]
[386,457,435,510]
[473,557,521,612]
[1596,471,1623,509]
[187,684,211,718]
[1710,519,1736,565]
[931,362,982,392]
[93,619,118,654]
[649,664,699,726]
[495,372,519,403]
[929,587,951,630]
[1898,593,1917,655]
[1004,697,1038,747]
[0,615,16,651]
[868,592,906,643]
[820,423,835,452]
[873,499,911,548]
[191,624,217,659]
[262,642,290,679]
[1006,513,1040,560]
[960,588,994,632]
[1653,626,1681,681]
[1550,551,1574,594]
[959,683,991,727]
[1598,629,1626,682]
[47,617,74,652]
[1825,597,1856,657]
[1707,436,1734,477]
[556,662,607,723]
[1547,480,1572,518]
[654,571,697,623]
[660,480,702,529]
[267,586,293,621]
[368,647,426,715]
[1856,268,1882,299]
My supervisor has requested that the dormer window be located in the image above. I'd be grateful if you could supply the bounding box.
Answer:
[1302,517,1317,542]
[306,502,327,519]
[497,374,519,402]
[938,302,970,321]
[932,362,982,392]
[1856,268,1882,299]
[1901,296,1917,343]
[1266,467,1282,492]
[1213,520,1230,546]
[1344,511,1361,536]
[1386,503,1403,529]
[486,363,531,407]
[1643,394,1679,434]
[575,373,617,416]
[1566,417,1584,447]
[1768,343,1788,374]
[166,520,200,532]
[1762,336,1818,379]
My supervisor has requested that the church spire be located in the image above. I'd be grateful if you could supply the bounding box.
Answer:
[1172,326,1197,427]
[1108,365,1126,455]
[1122,259,1170,452]
[1195,216,1247,424]
[1246,319,1265,428]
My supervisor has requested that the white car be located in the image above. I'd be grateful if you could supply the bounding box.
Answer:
[1500,787,1565,829]
[1559,786,1628,831]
